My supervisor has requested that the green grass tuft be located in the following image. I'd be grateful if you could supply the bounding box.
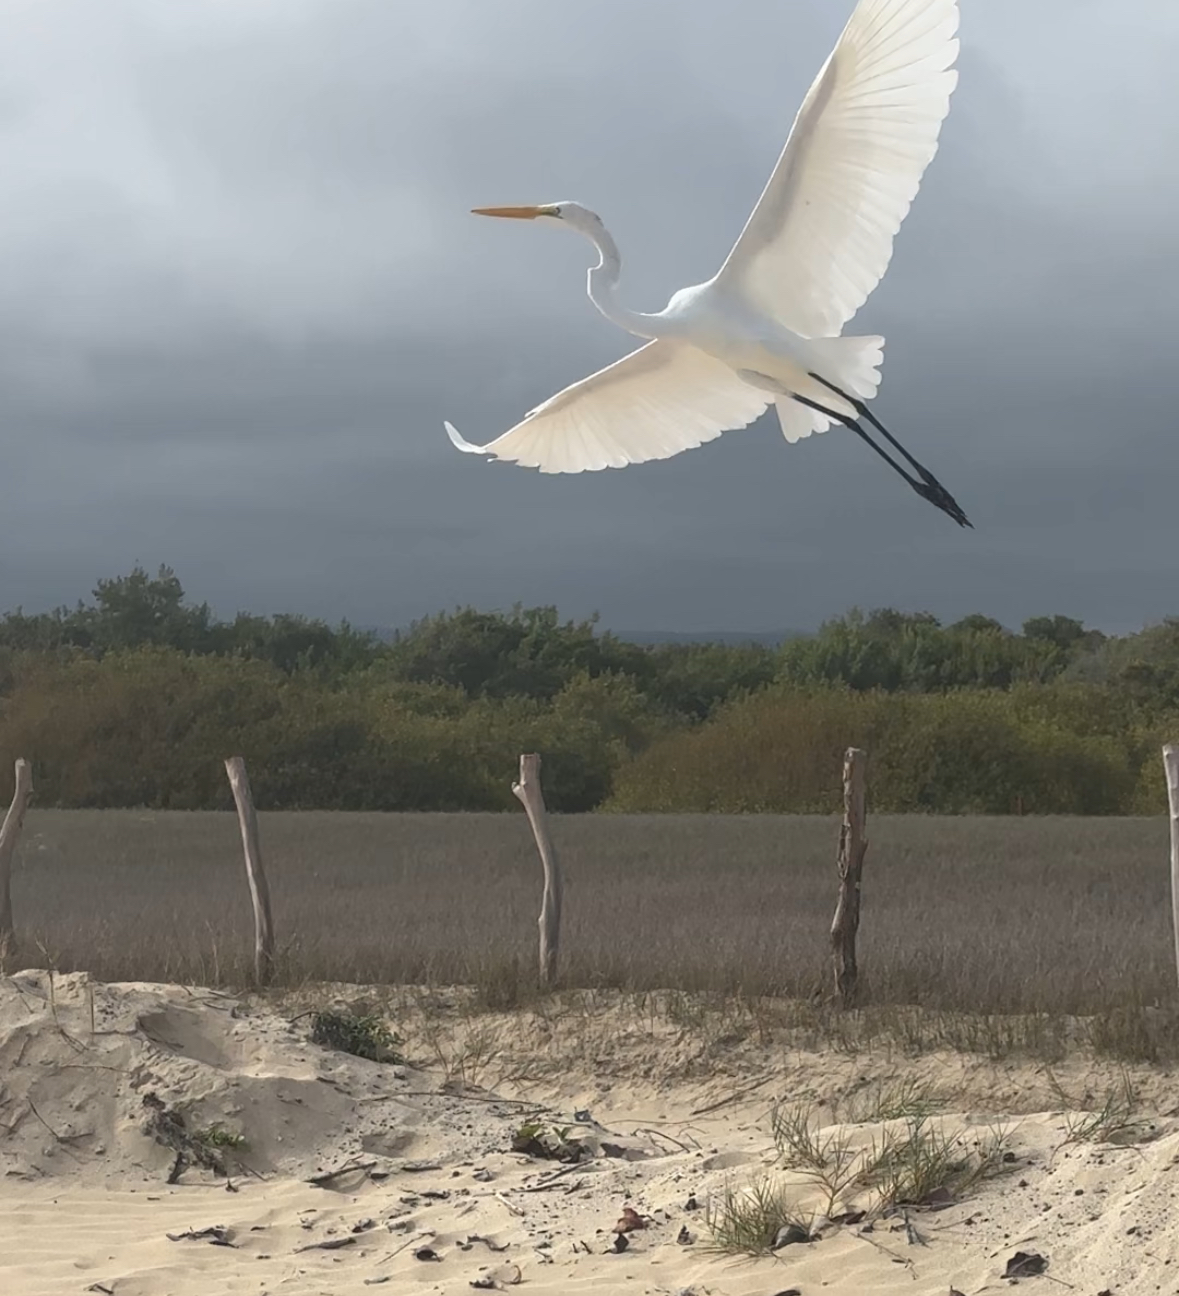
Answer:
[705,1178,814,1257]
[309,1010,402,1062]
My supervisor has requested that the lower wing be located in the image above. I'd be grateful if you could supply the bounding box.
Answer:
[444,340,770,474]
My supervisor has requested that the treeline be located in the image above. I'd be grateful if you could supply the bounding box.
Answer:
[0,565,1175,814]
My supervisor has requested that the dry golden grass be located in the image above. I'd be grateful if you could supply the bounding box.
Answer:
[7,810,1172,1027]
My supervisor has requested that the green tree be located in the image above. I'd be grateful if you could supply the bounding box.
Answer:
[386,605,648,700]
[950,614,1006,635]
[87,564,213,653]
[640,641,777,719]
[1022,614,1091,651]
[212,612,380,675]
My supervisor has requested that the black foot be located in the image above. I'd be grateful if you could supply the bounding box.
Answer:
[803,370,974,530]
[912,480,973,529]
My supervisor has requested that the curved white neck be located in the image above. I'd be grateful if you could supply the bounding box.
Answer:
[582,224,658,340]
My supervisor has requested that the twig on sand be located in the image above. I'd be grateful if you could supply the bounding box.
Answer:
[307,1159,378,1188]
[521,1162,594,1192]
[854,1229,915,1274]
[294,1236,357,1253]
[28,1099,84,1160]
[632,1126,696,1154]
[380,1230,435,1264]
[167,1226,235,1247]
[495,1191,525,1217]
[462,1234,510,1253]
[400,1090,559,1111]
[690,1076,774,1117]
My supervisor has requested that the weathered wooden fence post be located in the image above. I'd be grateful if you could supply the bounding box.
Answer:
[0,759,32,966]
[224,756,275,986]
[830,747,868,1007]
[1163,745,1179,990]
[513,753,562,988]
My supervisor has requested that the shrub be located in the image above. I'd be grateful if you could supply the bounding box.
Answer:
[610,685,1147,815]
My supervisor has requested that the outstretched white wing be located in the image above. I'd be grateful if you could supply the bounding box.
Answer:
[444,340,769,474]
[716,0,959,338]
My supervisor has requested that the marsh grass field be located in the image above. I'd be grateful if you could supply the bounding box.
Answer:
[8,810,1175,1034]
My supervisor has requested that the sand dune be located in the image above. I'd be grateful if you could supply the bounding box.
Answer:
[2,971,1177,1294]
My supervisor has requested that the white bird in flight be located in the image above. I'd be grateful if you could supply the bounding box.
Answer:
[444,0,969,528]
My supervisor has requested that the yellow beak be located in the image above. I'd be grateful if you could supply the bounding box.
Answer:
[471,205,555,219]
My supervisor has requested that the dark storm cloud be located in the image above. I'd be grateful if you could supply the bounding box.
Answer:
[0,0,1174,631]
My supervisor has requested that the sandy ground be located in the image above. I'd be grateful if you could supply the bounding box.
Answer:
[2,973,1179,1294]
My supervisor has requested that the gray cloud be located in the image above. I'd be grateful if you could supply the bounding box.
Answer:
[0,0,1175,632]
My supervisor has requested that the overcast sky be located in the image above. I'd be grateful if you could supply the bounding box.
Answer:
[0,0,1174,634]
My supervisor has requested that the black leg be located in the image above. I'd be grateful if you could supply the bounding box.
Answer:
[807,374,938,487]
[791,385,973,530]
[789,393,918,485]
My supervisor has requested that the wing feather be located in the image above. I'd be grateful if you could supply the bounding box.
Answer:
[444,340,769,474]
[715,0,959,338]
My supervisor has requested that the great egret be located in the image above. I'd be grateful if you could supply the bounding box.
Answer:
[445,0,969,528]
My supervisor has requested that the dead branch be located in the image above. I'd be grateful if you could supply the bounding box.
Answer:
[513,753,562,987]
[224,756,275,985]
[0,760,33,966]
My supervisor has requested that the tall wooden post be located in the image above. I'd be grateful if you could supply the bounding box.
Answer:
[224,757,275,986]
[0,759,32,966]
[1163,746,1179,991]
[830,747,868,1007]
[513,753,562,988]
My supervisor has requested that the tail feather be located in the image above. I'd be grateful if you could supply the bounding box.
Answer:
[775,334,885,443]
[776,398,832,443]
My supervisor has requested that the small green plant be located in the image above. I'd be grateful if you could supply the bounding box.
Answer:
[771,1100,1012,1219]
[842,1076,942,1124]
[416,1017,502,1088]
[511,1120,586,1162]
[705,1177,814,1256]
[309,1011,403,1062]
[194,1124,247,1151]
[772,1100,862,1216]
[1053,1069,1145,1145]
[861,1116,1012,1208]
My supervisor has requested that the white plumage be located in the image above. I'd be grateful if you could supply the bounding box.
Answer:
[446,340,771,473]
[445,0,970,527]
[718,0,959,338]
